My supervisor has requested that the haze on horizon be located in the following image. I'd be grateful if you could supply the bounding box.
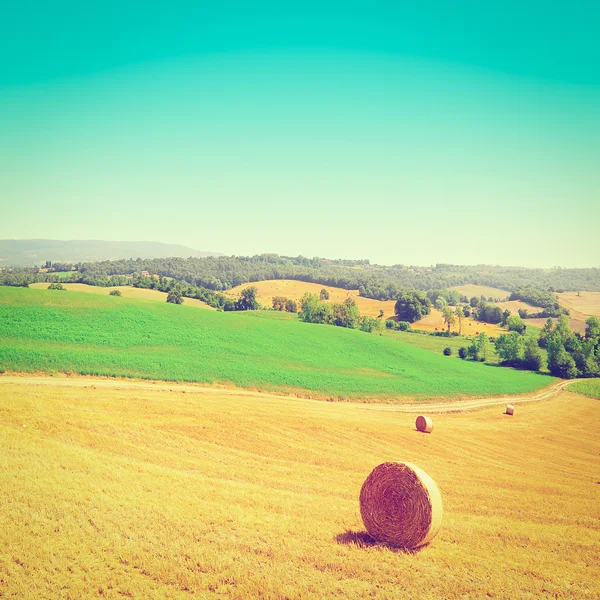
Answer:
[1,2,598,269]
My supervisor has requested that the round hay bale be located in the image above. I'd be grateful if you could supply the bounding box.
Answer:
[505,404,515,415]
[359,462,443,548]
[415,415,433,433]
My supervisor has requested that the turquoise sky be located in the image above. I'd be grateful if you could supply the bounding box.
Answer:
[1,2,599,267]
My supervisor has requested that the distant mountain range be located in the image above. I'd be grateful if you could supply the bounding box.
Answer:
[0,240,221,267]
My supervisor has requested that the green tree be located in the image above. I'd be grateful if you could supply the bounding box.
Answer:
[501,309,511,327]
[523,336,543,371]
[434,297,447,311]
[585,316,600,341]
[166,290,183,304]
[394,291,431,323]
[443,346,452,356]
[109,289,122,297]
[555,314,573,343]
[272,296,287,311]
[495,333,524,364]
[546,329,577,378]
[359,315,382,333]
[468,332,489,362]
[441,307,456,333]
[332,301,360,329]
[458,346,468,359]
[299,294,333,324]
[470,296,480,308]
[506,314,526,334]
[236,286,260,310]
[538,317,554,348]
[454,306,463,334]
[284,299,297,313]
[319,288,330,301]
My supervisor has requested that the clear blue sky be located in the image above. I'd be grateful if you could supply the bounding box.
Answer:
[1,1,599,266]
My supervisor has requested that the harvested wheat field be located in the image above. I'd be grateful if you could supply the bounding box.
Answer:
[1,379,598,599]
[412,308,505,336]
[30,283,215,310]
[558,292,600,318]
[225,279,397,319]
[495,299,538,314]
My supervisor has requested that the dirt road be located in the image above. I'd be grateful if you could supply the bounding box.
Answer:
[0,374,576,413]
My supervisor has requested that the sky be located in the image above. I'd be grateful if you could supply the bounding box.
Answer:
[1,1,599,267]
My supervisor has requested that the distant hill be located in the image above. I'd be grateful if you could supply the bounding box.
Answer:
[0,240,221,266]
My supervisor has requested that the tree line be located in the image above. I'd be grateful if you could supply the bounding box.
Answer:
[9,255,597,300]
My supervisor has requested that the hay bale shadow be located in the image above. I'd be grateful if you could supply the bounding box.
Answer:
[335,530,423,554]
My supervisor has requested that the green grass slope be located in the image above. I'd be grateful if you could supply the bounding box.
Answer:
[570,379,600,400]
[0,287,554,400]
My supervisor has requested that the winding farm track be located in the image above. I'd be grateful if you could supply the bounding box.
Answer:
[0,374,575,413]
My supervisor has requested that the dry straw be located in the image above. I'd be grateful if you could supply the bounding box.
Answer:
[359,462,443,548]
[415,415,433,433]
[505,404,515,415]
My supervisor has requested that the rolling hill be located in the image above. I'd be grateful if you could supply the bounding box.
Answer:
[0,287,554,401]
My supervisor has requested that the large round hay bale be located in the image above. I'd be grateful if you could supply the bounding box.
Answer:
[359,462,443,548]
[505,404,515,415]
[415,415,433,433]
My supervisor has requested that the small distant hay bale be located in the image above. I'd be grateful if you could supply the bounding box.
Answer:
[415,415,433,433]
[505,404,515,415]
[359,462,443,548]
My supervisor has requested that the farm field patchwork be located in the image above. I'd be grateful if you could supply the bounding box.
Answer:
[226,279,507,336]
[409,307,505,337]
[0,380,598,599]
[225,279,397,319]
[0,287,554,401]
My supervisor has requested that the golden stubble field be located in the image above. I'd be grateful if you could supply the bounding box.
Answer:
[1,380,598,599]
[225,280,503,335]
[409,308,506,336]
[225,279,397,319]
[29,283,216,310]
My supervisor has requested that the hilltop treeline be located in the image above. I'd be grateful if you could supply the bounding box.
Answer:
[38,257,600,296]
[2,257,600,300]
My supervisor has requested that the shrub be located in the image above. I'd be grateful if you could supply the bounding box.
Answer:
[506,314,526,334]
[284,299,297,313]
[443,347,452,356]
[109,289,122,297]
[167,291,184,305]
[458,347,467,359]
[385,319,396,329]
[47,283,66,291]
[396,321,411,331]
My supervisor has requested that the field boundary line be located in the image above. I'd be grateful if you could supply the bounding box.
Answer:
[0,374,575,413]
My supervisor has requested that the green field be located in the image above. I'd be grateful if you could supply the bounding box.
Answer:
[0,287,555,401]
[570,379,600,400]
